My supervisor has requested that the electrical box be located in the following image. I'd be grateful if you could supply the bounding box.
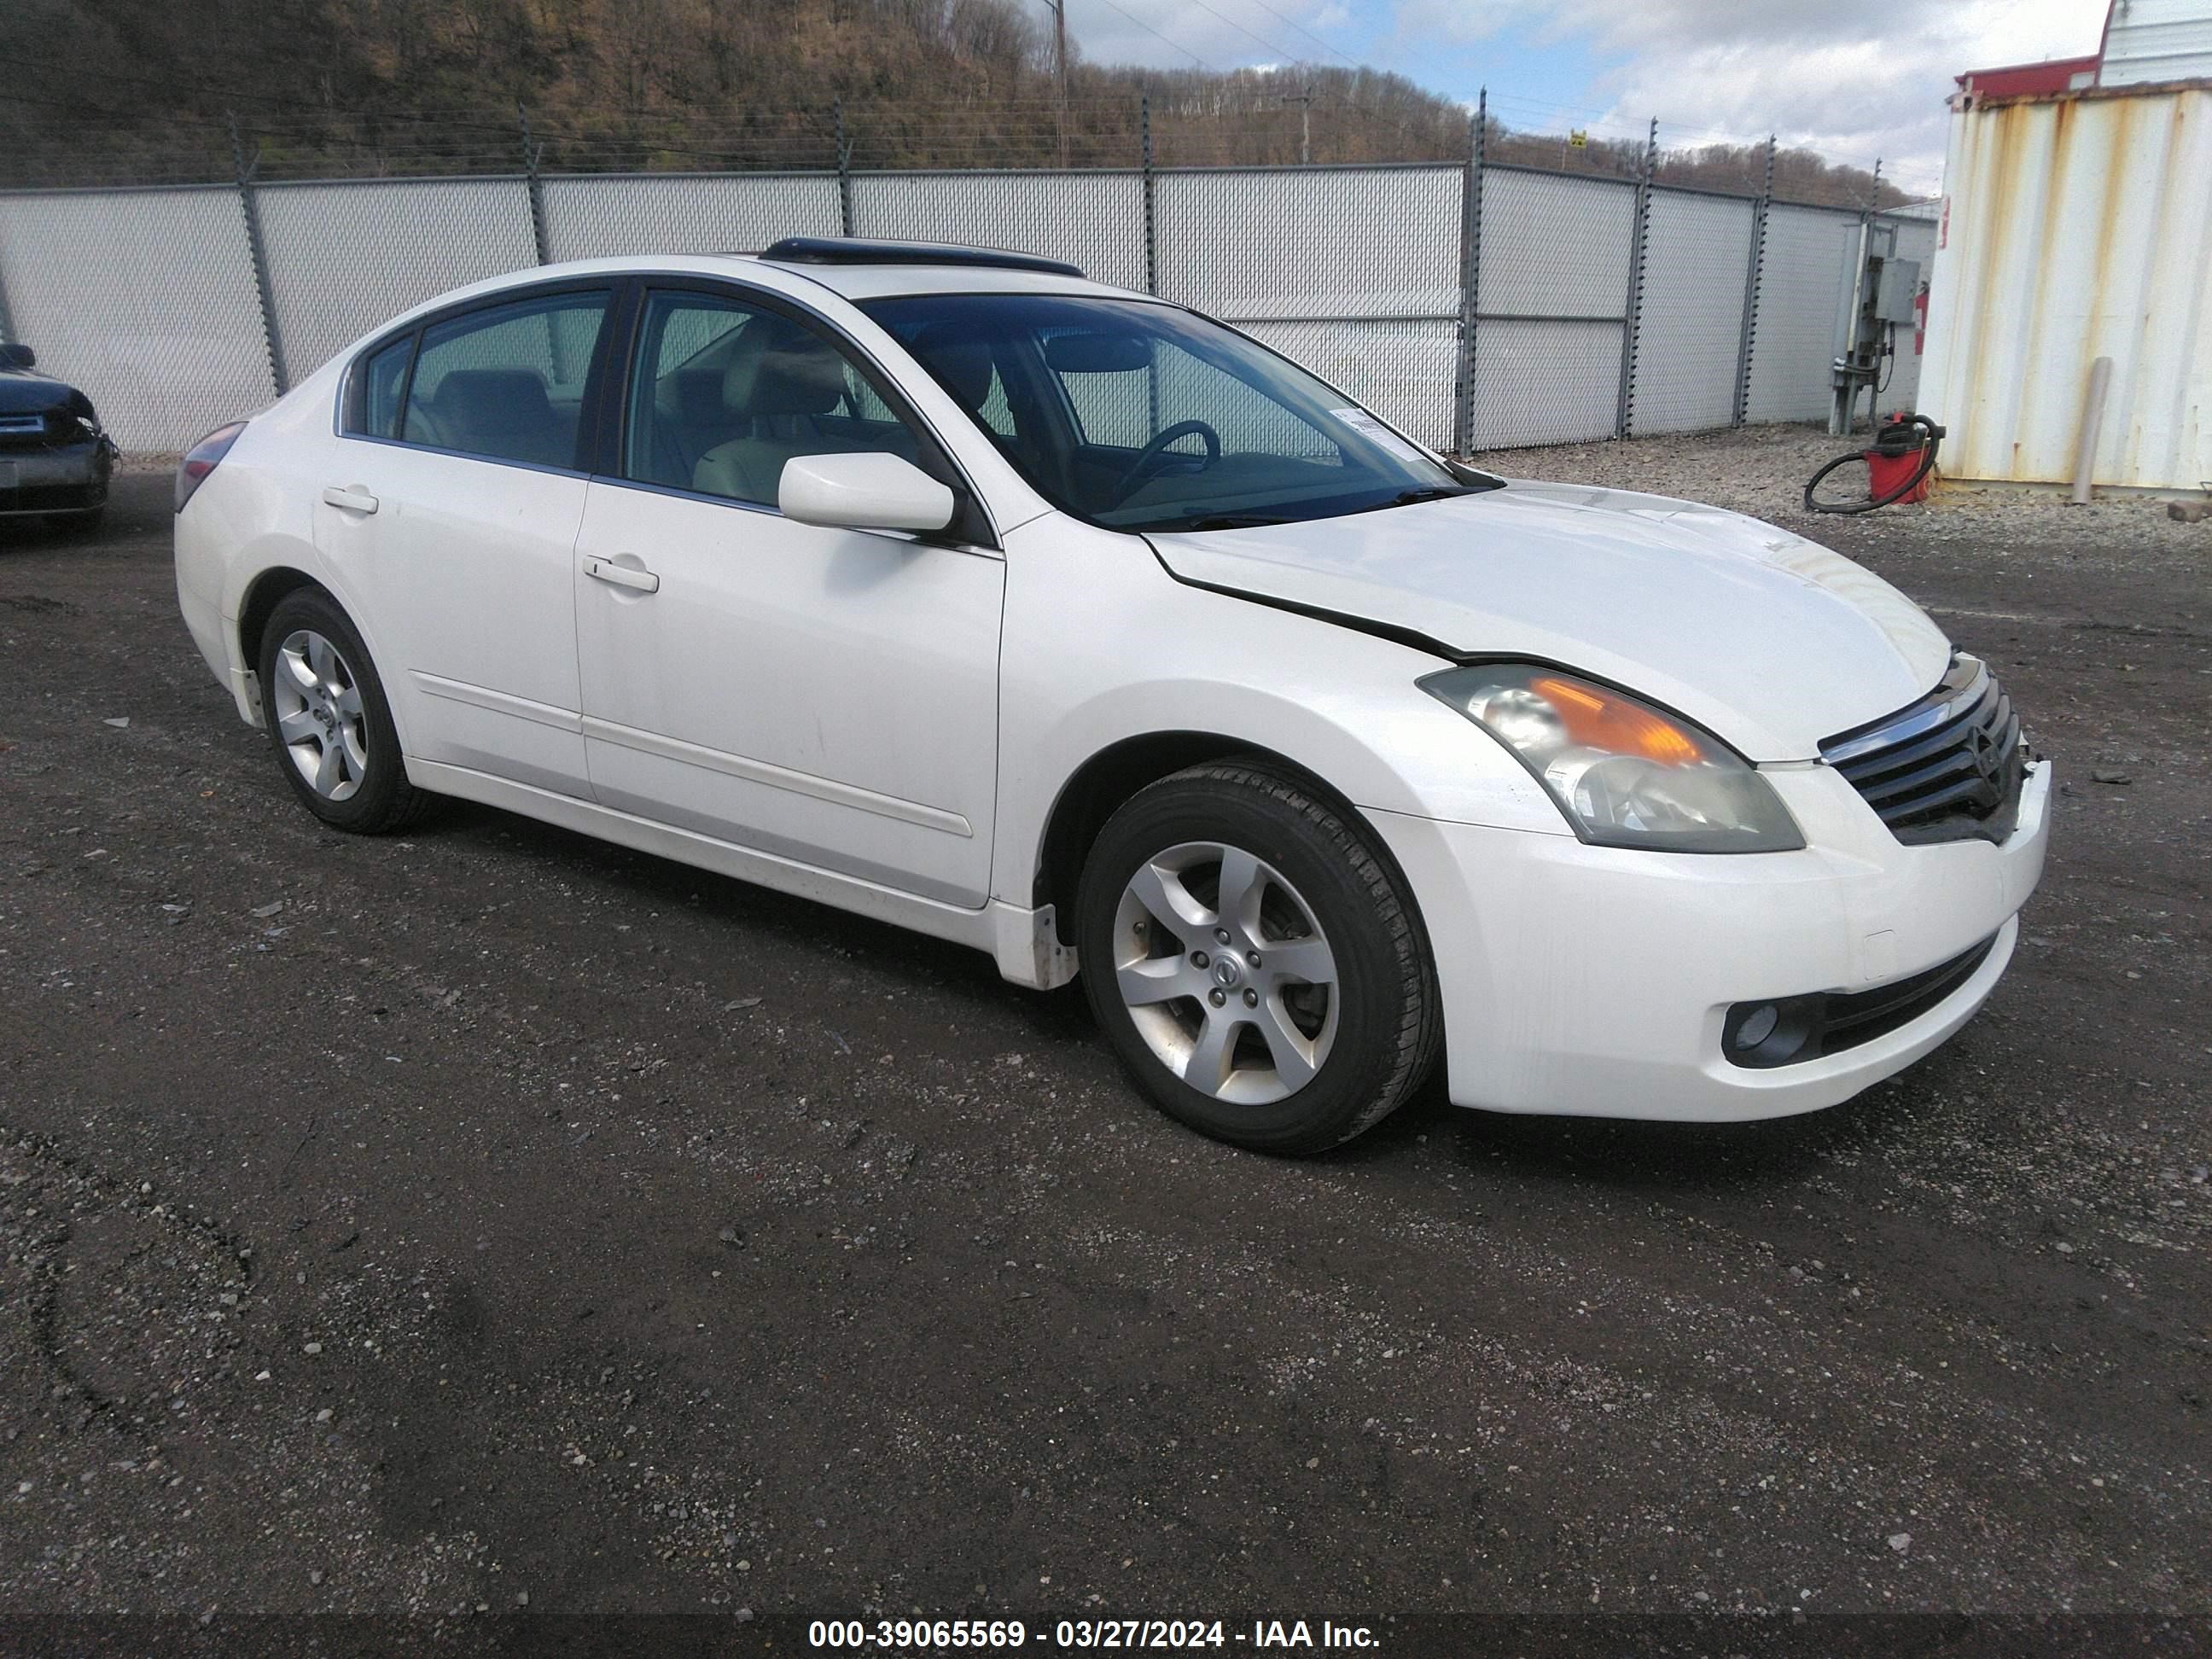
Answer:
[1872,258,1921,324]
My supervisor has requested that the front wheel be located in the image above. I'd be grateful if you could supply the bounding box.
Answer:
[1075,760,1441,1155]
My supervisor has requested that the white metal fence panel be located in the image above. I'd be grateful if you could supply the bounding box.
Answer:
[1155,166,1460,320]
[259,178,538,379]
[1468,320,1623,451]
[0,186,275,451]
[1239,318,1458,452]
[852,172,1147,291]
[1746,204,1860,423]
[1470,169,1637,448]
[1478,169,1636,318]
[543,172,842,261]
[1631,189,1756,434]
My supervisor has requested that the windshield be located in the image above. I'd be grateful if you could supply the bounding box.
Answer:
[860,294,1498,533]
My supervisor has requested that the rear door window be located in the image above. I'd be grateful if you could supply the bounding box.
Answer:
[389,290,610,469]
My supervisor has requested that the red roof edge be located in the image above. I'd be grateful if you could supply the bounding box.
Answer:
[1955,55,2102,100]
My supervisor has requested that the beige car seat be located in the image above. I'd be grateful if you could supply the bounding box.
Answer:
[693,327,853,503]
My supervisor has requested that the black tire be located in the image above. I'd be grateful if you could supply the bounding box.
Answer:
[254,587,436,835]
[1075,759,1441,1155]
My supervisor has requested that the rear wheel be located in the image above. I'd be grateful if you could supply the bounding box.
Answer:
[255,588,434,834]
[1075,760,1441,1155]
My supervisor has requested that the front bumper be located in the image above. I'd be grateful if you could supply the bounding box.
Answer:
[1371,759,2052,1121]
[0,438,114,516]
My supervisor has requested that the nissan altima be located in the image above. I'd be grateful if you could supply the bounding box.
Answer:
[173,238,2049,1153]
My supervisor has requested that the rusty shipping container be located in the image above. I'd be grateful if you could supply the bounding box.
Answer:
[1920,79,2212,492]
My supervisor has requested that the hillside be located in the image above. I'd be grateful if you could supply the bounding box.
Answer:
[0,0,1905,206]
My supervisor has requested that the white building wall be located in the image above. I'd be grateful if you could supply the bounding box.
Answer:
[2101,0,2212,86]
[1922,83,2212,491]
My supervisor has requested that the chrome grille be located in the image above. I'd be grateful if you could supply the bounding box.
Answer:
[1821,655,2026,844]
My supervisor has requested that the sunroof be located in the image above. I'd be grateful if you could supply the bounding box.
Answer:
[758,237,1084,279]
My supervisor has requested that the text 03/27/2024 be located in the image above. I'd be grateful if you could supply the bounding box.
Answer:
[806,1618,1380,1649]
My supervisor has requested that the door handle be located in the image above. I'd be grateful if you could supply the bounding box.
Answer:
[322,485,379,514]
[584,554,661,594]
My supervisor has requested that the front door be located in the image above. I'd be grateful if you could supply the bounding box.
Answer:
[573,285,1004,908]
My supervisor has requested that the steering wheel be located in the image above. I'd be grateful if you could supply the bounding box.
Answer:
[1107,420,1221,507]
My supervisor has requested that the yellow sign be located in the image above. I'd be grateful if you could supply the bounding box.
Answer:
[1568,129,1588,148]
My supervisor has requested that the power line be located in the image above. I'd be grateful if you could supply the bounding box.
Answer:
[1176,0,1313,66]
[1078,0,1225,69]
[1229,0,1361,70]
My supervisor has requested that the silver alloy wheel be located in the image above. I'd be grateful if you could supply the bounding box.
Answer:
[271,629,370,802]
[1111,840,1339,1105]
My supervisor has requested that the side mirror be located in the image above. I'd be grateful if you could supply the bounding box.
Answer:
[0,343,34,370]
[779,452,956,535]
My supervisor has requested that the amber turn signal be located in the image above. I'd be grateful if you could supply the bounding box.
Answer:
[1528,674,1704,765]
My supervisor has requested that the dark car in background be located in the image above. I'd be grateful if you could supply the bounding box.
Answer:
[0,343,116,530]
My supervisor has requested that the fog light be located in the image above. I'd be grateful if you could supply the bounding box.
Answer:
[1722,992,1825,1068]
[1732,1004,1780,1049]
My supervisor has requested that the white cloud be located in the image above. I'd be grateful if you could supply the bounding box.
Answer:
[1393,0,2106,190]
[1067,0,1330,74]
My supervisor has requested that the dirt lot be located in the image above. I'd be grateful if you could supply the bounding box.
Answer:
[1,427,2207,1649]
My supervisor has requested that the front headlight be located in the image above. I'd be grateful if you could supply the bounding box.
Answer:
[1420,664,1804,853]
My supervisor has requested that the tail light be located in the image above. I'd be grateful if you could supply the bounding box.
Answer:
[175,422,247,513]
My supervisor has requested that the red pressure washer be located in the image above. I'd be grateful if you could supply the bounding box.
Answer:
[1804,412,1945,515]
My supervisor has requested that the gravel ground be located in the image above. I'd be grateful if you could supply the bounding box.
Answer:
[1,432,2207,1652]
[1470,424,2212,558]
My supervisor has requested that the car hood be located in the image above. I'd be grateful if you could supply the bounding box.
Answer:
[0,370,84,416]
[1146,480,1952,760]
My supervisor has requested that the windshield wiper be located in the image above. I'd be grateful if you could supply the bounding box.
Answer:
[1354,486,1470,514]
[1181,514,1289,531]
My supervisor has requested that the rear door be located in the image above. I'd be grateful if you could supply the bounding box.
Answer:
[572,282,1004,908]
[314,284,614,798]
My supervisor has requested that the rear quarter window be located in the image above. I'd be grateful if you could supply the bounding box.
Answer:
[352,336,413,439]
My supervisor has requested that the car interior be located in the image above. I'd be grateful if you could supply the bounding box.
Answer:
[353,284,1463,538]
[892,317,1365,527]
[630,309,927,504]
[402,367,581,470]
[393,294,605,469]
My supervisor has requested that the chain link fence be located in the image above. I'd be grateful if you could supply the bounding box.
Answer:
[0,142,1931,457]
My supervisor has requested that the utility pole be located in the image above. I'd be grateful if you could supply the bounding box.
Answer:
[1279,79,1315,165]
[1041,0,1069,167]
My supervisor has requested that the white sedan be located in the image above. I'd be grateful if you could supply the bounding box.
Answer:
[174,238,2050,1153]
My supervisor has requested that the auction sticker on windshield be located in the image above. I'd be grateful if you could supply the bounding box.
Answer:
[1326,406,1429,465]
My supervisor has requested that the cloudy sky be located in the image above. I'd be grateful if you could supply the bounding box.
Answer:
[1067,0,2110,191]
